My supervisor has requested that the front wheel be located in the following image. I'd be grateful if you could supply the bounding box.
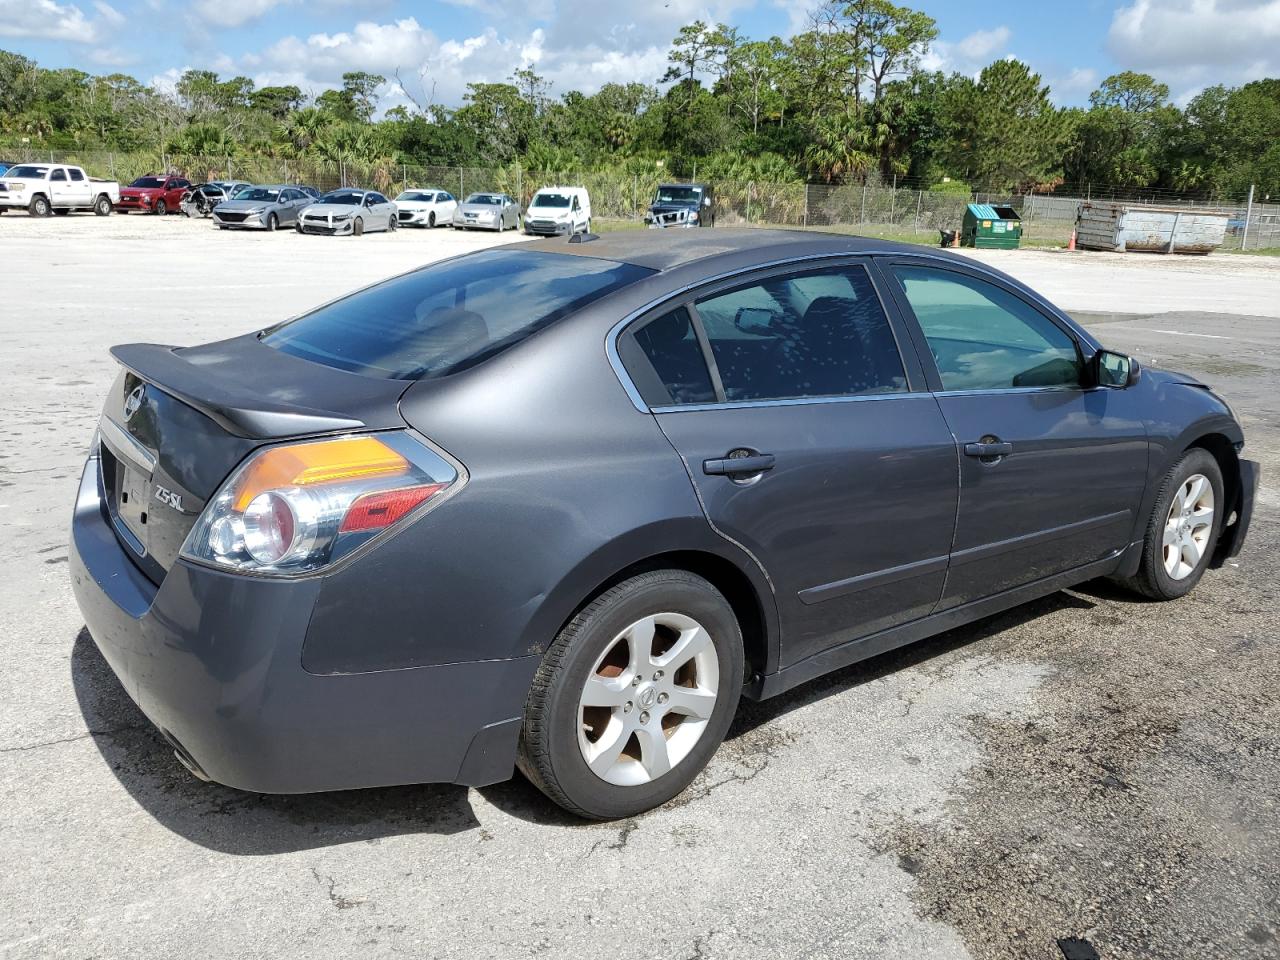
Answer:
[428,211,436,227]
[352,217,363,236]
[387,214,396,231]
[518,569,743,820]
[1115,448,1224,600]
[154,199,167,215]
[266,212,278,232]
[29,195,51,217]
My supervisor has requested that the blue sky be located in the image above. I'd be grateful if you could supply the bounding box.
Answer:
[2,0,1278,112]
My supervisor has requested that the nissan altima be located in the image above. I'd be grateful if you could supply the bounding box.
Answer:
[70,231,1257,819]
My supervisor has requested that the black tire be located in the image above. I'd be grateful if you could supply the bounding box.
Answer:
[154,199,166,215]
[517,569,744,820]
[266,212,278,232]
[428,211,436,227]
[1115,448,1224,600]
[29,195,51,217]
[387,214,396,232]
[94,195,112,216]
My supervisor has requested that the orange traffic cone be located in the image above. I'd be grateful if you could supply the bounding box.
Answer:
[1068,228,1077,251]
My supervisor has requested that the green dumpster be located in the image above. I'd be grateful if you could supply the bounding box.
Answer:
[961,203,1021,249]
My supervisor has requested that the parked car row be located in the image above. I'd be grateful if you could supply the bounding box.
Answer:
[2,166,619,238]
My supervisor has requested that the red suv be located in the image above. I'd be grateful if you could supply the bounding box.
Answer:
[116,174,191,215]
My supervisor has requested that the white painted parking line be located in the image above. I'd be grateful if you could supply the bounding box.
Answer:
[1137,328,1231,340]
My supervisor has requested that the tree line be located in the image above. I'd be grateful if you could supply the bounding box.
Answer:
[1,0,1277,199]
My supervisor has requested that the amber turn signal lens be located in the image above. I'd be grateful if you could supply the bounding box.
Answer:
[233,436,409,511]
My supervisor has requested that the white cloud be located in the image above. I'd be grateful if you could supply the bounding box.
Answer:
[192,0,285,29]
[771,0,813,37]
[223,12,696,111]
[920,25,1013,75]
[1108,0,1280,94]
[0,0,108,43]
[955,26,1011,61]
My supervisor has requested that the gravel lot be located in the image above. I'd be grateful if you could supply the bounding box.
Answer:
[1,212,1276,959]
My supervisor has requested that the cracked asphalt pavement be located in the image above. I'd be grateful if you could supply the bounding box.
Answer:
[0,216,1276,958]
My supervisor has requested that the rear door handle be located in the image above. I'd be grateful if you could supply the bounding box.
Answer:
[964,440,1013,458]
[703,453,775,476]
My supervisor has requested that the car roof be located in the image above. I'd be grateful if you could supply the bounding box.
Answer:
[534,228,940,273]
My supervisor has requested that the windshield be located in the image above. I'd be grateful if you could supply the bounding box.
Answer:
[464,194,502,205]
[130,177,166,188]
[233,188,280,202]
[655,185,702,204]
[531,193,571,208]
[264,249,656,380]
[6,165,50,179]
[397,191,434,202]
[318,191,362,205]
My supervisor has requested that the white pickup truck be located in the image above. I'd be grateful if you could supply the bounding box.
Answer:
[0,163,120,217]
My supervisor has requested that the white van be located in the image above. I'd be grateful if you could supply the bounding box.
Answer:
[524,186,591,236]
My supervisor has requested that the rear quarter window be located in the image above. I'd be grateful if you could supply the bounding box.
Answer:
[264,249,654,380]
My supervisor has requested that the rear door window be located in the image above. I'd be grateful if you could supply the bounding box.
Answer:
[693,264,907,402]
[264,249,655,380]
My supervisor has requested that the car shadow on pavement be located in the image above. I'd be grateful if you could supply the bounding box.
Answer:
[71,590,1100,842]
[725,589,1098,742]
[71,628,483,854]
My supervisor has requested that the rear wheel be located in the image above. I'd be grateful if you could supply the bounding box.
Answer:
[29,195,51,217]
[518,570,743,819]
[1115,448,1224,600]
[94,195,113,216]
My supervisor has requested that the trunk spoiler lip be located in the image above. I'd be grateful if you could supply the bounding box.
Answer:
[110,342,375,439]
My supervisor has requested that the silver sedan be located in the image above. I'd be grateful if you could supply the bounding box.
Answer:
[296,189,398,236]
[211,185,314,231]
[451,192,520,231]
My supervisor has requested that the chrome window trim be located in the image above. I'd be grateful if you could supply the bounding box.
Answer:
[651,391,932,415]
[606,248,927,413]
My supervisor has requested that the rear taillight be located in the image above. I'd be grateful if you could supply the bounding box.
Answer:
[181,432,460,576]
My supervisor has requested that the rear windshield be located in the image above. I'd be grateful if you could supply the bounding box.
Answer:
[263,249,655,380]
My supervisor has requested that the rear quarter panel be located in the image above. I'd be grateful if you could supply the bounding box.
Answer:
[302,287,777,674]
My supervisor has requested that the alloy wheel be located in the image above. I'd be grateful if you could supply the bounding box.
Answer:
[577,612,719,787]
[1163,473,1214,580]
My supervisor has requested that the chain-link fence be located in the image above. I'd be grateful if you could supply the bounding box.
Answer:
[3,143,1276,250]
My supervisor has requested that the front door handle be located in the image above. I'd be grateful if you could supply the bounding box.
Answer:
[703,452,775,476]
[964,439,1013,458]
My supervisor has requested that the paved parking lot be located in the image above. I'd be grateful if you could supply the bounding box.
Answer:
[1,213,1276,959]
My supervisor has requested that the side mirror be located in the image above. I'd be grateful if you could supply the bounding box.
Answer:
[1094,349,1140,388]
[734,307,777,336]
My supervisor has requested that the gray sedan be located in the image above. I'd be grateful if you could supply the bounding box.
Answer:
[297,189,397,236]
[451,192,520,231]
[211,185,313,231]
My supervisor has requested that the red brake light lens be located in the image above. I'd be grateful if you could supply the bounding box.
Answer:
[340,484,446,533]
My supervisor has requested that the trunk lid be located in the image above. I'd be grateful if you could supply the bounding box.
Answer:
[98,335,410,582]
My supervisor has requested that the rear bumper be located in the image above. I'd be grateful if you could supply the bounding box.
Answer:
[69,459,538,793]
